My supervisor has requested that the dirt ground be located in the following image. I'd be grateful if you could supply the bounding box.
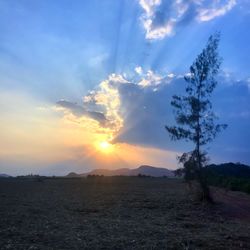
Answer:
[212,187,250,222]
[0,177,249,250]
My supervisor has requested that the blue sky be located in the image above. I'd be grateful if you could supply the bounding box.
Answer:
[0,0,250,175]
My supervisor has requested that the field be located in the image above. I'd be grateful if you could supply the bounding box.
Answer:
[0,177,250,250]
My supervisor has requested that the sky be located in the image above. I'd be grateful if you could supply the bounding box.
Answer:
[0,0,250,176]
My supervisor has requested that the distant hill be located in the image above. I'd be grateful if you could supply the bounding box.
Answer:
[66,163,250,179]
[129,165,174,177]
[82,168,131,177]
[0,174,11,178]
[205,162,250,178]
[204,162,250,194]
[67,172,80,178]
[66,165,174,178]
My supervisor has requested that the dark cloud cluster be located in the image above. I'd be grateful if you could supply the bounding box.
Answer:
[56,100,107,126]
[56,70,250,164]
[115,74,250,163]
[114,76,189,150]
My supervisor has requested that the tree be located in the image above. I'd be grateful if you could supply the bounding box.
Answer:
[165,33,227,202]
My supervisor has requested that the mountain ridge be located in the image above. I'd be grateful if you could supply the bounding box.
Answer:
[66,165,175,178]
[0,174,12,178]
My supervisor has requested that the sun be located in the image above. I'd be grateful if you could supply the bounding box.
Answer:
[97,141,114,153]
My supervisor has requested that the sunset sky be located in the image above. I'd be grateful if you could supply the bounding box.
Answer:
[0,0,250,176]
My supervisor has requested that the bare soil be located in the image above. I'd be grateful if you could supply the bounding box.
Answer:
[212,187,250,222]
[0,177,249,250]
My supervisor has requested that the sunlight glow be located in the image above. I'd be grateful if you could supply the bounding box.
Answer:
[97,141,114,153]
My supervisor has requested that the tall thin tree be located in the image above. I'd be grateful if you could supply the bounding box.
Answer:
[166,33,227,202]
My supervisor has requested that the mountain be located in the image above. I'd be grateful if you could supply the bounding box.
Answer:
[129,165,174,177]
[66,165,174,178]
[204,162,250,194]
[83,168,131,176]
[205,162,250,178]
[67,172,80,178]
[0,174,11,178]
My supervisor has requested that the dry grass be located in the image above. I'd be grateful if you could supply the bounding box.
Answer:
[0,177,249,249]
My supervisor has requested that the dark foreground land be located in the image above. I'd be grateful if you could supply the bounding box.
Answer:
[0,177,250,250]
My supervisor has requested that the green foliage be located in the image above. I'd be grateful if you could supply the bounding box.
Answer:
[166,33,227,201]
[205,163,250,194]
[206,162,250,178]
[166,33,227,148]
[208,175,250,194]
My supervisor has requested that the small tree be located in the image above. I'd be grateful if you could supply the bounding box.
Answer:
[166,33,227,202]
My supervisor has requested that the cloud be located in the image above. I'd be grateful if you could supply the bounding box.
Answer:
[135,66,175,84]
[168,73,175,78]
[56,69,171,142]
[118,75,250,166]
[113,76,186,150]
[56,100,107,125]
[56,74,129,143]
[138,0,237,40]
[55,68,250,166]
[138,0,180,39]
[71,68,179,150]
[198,0,236,21]
[138,70,164,87]
[135,67,175,88]
[2,72,250,176]
[83,74,129,136]
[135,66,143,75]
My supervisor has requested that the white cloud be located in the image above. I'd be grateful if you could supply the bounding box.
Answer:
[198,0,237,21]
[142,18,175,40]
[138,0,237,40]
[139,0,161,16]
[81,74,129,141]
[167,73,175,78]
[55,74,129,144]
[135,66,143,75]
[139,0,184,39]
[138,70,164,87]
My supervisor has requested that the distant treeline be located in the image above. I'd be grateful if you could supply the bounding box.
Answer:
[204,163,250,194]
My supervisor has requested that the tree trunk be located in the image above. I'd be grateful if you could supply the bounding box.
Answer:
[196,132,212,202]
[197,168,213,202]
[196,83,213,203]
